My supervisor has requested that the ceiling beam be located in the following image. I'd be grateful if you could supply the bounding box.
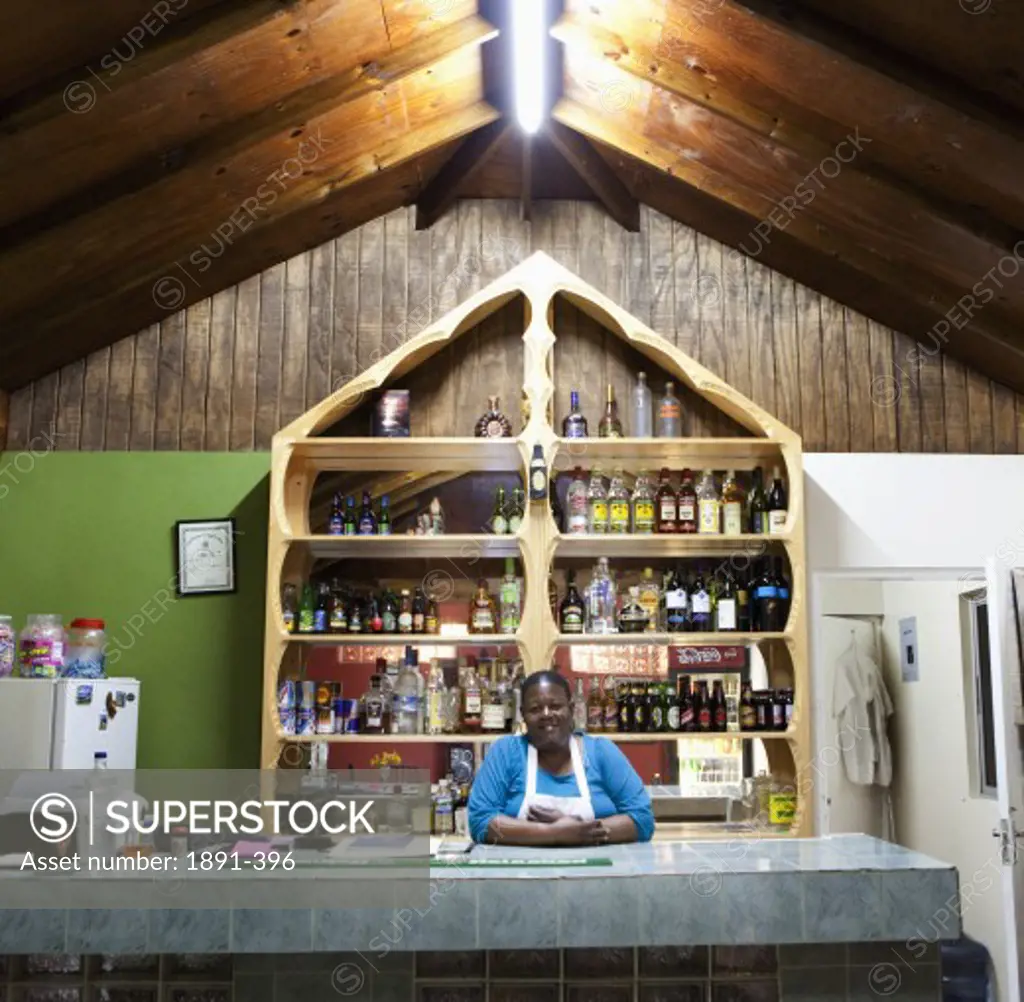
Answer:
[414,117,512,230]
[0,102,498,390]
[521,137,533,223]
[556,98,1024,395]
[545,120,640,231]
[0,5,496,244]
[553,6,1024,233]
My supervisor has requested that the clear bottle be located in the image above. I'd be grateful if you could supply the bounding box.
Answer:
[587,557,618,634]
[392,646,422,734]
[563,390,589,438]
[425,659,446,735]
[656,381,682,437]
[586,676,604,732]
[572,677,587,732]
[499,558,522,634]
[566,467,589,534]
[637,568,662,632]
[632,371,653,437]
[434,779,455,835]
[481,663,507,734]
[721,470,746,536]
[461,663,482,733]
[696,469,720,535]
[586,467,609,534]
[607,468,631,534]
[631,469,656,534]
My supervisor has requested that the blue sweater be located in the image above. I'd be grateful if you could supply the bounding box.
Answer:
[467,734,655,843]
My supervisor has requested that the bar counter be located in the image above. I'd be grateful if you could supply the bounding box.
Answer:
[0,835,959,954]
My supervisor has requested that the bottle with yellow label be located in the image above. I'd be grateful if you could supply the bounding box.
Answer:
[608,468,631,533]
[768,778,796,830]
[721,470,746,536]
[586,467,609,533]
[696,469,720,535]
[631,469,657,534]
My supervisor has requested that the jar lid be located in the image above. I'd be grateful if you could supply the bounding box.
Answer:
[71,619,105,629]
[171,826,188,834]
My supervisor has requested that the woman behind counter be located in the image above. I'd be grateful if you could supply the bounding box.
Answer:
[468,670,655,846]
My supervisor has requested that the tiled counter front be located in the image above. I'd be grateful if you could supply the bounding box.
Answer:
[0,944,945,1002]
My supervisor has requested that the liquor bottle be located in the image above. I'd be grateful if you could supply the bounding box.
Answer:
[677,469,698,533]
[740,681,756,732]
[282,583,298,633]
[573,678,587,732]
[603,677,619,732]
[566,467,589,534]
[598,383,623,438]
[618,586,648,633]
[767,465,788,534]
[461,663,482,733]
[632,371,653,437]
[329,580,347,633]
[737,573,751,632]
[637,568,661,632]
[586,676,604,732]
[298,583,316,633]
[378,494,391,535]
[752,560,780,632]
[491,486,509,535]
[358,491,377,535]
[667,681,681,731]
[468,578,497,634]
[482,664,507,734]
[678,677,695,732]
[608,468,631,534]
[425,597,439,634]
[587,557,618,634]
[343,496,357,535]
[656,381,682,437]
[715,572,738,631]
[562,390,589,438]
[631,470,657,534]
[696,470,720,534]
[529,445,548,501]
[392,646,422,734]
[650,682,666,732]
[560,570,586,634]
[412,587,427,633]
[328,494,344,536]
[748,468,768,534]
[348,593,363,634]
[361,674,388,734]
[499,558,522,634]
[509,487,526,534]
[773,557,791,628]
[314,583,331,634]
[632,682,648,733]
[696,681,712,732]
[617,681,632,732]
[550,486,565,533]
[721,471,745,536]
[664,566,690,633]
[586,467,609,533]
[712,680,727,732]
[476,395,513,438]
[655,468,677,533]
[425,659,446,735]
[690,566,712,632]
[367,593,384,633]
[398,589,414,634]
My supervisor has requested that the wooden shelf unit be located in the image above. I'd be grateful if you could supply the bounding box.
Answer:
[279,731,790,744]
[263,252,811,835]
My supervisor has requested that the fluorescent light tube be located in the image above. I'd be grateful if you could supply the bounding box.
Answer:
[513,0,546,134]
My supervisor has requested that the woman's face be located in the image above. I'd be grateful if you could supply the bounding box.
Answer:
[523,680,573,751]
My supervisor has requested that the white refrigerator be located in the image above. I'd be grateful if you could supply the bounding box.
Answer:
[0,678,140,770]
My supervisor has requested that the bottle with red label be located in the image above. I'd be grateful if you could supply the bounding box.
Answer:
[712,680,727,732]
[696,680,712,732]
[676,469,697,533]
[655,468,677,533]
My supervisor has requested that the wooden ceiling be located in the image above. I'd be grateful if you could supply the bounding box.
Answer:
[1,0,1023,394]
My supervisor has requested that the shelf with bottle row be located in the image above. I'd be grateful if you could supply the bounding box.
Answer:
[281,633,521,646]
[554,632,788,645]
[285,534,521,560]
[552,437,784,470]
[277,730,792,744]
[553,533,790,559]
[288,436,524,473]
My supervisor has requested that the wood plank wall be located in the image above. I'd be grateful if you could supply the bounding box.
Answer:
[6,201,1023,453]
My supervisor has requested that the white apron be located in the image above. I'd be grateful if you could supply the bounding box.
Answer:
[517,736,595,821]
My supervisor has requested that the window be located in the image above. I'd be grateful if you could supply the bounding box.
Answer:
[962,590,998,797]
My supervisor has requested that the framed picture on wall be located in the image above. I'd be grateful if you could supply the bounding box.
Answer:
[174,519,238,597]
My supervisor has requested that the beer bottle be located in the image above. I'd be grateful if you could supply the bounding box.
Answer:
[618,682,632,733]
[659,682,673,732]
[603,677,620,733]
[633,682,647,733]
[697,681,712,732]
[712,680,727,732]
[678,676,695,732]
[648,682,662,732]
[740,681,757,732]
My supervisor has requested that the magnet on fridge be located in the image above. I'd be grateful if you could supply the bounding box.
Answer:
[115,691,126,708]
[75,686,93,705]
[99,715,108,731]
[126,693,136,703]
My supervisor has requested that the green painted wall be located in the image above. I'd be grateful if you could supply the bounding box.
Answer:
[0,453,269,769]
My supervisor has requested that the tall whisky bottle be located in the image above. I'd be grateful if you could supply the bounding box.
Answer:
[598,384,623,438]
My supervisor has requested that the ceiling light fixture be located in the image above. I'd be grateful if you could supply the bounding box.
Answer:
[512,0,546,134]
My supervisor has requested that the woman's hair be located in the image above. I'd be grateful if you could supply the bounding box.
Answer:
[520,670,572,701]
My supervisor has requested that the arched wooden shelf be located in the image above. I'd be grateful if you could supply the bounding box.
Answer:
[262,251,811,837]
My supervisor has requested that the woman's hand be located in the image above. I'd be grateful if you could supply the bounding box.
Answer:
[527,804,565,824]
[549,816,610,846]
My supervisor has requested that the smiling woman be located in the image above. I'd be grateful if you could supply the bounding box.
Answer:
[467,670,655,846]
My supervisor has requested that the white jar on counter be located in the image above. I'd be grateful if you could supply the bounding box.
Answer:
[64,619,107,679]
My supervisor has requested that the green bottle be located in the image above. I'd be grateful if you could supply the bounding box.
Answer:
[298,583,316,634]
[492,486,509,535]
[343,496,357,536]
[378,495,391,536]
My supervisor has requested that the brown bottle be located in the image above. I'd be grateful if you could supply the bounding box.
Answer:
[468,578,497,634]
[655,468,677,533]
[712,680,727,732]
[677,469,698,533]
[598,384,623,438]
[475,396,513,438]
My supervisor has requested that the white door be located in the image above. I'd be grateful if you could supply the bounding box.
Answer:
[985,558,1024,1002]
[52,679,140,770]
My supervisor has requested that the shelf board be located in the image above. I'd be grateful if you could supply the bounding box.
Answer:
[556,632,787,645]
[289,534,520,560]
[277,730,789,743]
[283,633,520,646]
[291,437,521,472]
[553,437,783,470]
[555,533,789,558]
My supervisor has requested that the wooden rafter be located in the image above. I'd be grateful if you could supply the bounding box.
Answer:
[521,136,533,223]
[545,121,639,231]
[415,117,512,230]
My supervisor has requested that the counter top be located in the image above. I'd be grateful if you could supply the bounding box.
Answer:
[0,835,959,954]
